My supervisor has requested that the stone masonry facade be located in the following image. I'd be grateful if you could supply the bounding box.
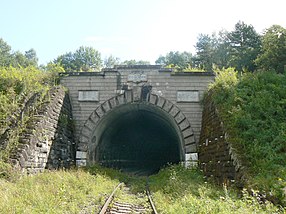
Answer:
[59,65,215,165]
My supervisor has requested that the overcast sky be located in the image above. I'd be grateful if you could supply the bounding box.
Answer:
[1,0,285,65]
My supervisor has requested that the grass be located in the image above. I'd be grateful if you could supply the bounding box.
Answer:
[0,66,57,161]
[209,69,286,204]
[0,164,284,213]
[149,165,284,214]
[0,168,118,213]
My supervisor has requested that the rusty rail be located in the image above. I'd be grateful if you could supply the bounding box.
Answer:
[99,179,159,214]
[99,182,123,214]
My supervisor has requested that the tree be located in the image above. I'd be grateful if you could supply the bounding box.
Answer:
[55,52,76,71]
[122,59,150,66]
[227,21,261,72]
[213,30,231,69]
[0,38,39,68]
[155,51,192,70]
[195,34,216,71]
[25,49,38,67]
[0,38,12,67]
[255,25,286,73]
[55,46,102,72]
[11,51,28,67]
[74,46,102,71]
[104,55,120,68]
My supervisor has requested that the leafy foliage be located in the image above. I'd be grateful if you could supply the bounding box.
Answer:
[121,59,150,66]
[155,51,192,70]
[54,46,102,72]
[0,165,282,213]
[104,55,120,68]
[227,21,261,72]
[0,66,56,161]
[194,21,261,72]
[0,38,38,68]
[255,25,286,73]
[0,169,118,213]
[195,34,216,71]
[148,165,282,213]
[210,70,286,204]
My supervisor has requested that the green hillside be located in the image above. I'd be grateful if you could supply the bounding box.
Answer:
[210,69,286,204]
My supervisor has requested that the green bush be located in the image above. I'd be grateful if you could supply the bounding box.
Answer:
[0,169,118,213]
[0,66,55,161]
[210,69,286,205]
[0,164,283,213]
[149,165,282,213]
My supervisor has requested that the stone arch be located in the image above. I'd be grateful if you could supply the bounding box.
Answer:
[77,89,197,169]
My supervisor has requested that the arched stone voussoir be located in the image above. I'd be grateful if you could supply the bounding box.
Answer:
[117,93,126,105]
[102,100,112,113]
[149,93,158,105]
[156,96,166,108]
[89,111,100,124]
[78,90,197,165]
[108,96,118,109]
[149,93,196,151]
[95,106,105,118]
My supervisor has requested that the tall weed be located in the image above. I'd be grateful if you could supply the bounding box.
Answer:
[210,69,286,204]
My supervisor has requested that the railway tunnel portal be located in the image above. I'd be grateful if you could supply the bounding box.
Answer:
[60,65,215,174]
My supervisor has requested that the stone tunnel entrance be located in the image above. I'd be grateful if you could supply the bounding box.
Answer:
[95,104,183,175]
[79,92,197,176]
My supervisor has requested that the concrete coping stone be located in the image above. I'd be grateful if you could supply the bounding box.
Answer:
[158,68,173,72]
[114,65,162,69]
[171,71,215,76]
[59,72,105,77]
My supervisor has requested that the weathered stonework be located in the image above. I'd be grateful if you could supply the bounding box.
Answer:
[199,92,246,185]
[60,65,215,166]
[10,87,75,173]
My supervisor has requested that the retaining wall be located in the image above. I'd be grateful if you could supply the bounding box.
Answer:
[10,87,75,173]
[199,92,245,185]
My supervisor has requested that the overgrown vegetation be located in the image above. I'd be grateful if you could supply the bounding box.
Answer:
[0,165,283,213]
[209,68,286,205]
[0,169,118,213]
[149,165,283,213]
[0,66,59,162]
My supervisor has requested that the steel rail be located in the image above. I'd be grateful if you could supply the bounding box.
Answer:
[146,188,158,214]
[146,178,158,214]
[99,179,159,214]
[99,182,123,214]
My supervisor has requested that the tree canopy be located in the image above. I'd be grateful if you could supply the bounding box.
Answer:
[104,55,120,68]
[2,21,286,74]
[194,21,262,72]
[155,51,192,70]
[195,34,215,71]
[227,21,261,72]
[255,25,286,73]
[121,59,150,66]
[0,38,38,68]
[54,46,102,72]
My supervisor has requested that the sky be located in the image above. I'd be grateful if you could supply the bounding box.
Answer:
[1,0,285,65]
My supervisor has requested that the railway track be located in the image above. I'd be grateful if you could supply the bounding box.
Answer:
[99,180,158,214]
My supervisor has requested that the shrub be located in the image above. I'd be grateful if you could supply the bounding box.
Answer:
[210,69,286,205]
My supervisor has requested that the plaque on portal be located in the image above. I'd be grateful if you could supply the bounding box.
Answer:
[78,90,99,101]
[127,73,147,83]
[177,91,199,102]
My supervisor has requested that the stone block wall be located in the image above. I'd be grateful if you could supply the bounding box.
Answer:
[60,66,215,145]
[10,87,75,173]
[199,92,245,185]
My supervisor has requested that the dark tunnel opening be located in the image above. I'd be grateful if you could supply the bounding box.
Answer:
[94,104,183,176]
